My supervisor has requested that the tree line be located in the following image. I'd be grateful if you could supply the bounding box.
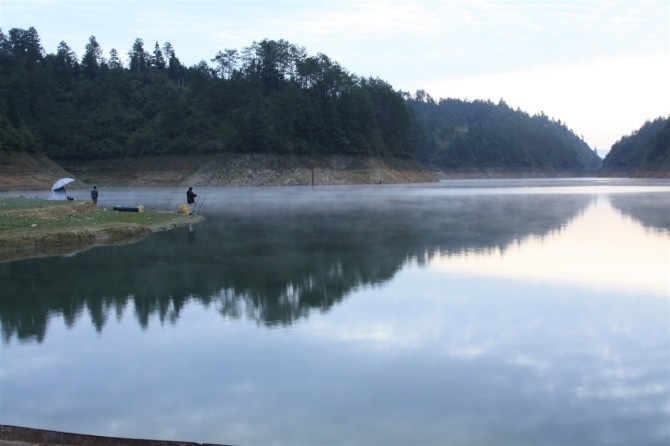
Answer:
[0,27,413,160]
[1,26,608,173]
[602,116,670,176]
[406,91,602,171]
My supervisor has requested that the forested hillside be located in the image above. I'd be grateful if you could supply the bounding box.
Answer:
[602,117,670,177]
[1,27,611,176]
[406,91,602,173]
[0,27,413,160]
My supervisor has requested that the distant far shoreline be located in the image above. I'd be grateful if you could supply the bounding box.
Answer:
[2,151,663,192]
[1,152,436,190]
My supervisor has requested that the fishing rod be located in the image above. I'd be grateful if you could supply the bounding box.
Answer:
[196,193,207,214]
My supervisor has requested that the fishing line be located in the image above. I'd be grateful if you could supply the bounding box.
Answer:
[196,194,207,214]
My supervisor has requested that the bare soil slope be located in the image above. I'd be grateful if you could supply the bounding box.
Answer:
[1,152,436,190]
[0,151,83,191]
[63,153,437,187]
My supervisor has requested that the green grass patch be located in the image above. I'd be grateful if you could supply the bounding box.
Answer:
[0,197,64,211]
[0,197,187,234]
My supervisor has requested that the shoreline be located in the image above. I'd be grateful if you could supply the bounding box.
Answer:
[0,152,437,191]
[0,199,203,263]
[1,152,666,193]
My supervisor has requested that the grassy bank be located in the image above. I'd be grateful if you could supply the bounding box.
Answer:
[0,198,202,262]
[0,198,192,234]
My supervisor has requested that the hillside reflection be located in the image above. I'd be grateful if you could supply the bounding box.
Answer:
[1,192,595,342]
[431,195,669,296]
[609,193,670,233]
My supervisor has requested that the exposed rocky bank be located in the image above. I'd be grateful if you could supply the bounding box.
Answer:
[0,151,437,191]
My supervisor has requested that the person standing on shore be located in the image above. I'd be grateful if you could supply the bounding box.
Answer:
[91,186,98,205]
[186,186,197,215]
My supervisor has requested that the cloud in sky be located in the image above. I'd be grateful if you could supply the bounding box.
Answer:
[1,0,668,152]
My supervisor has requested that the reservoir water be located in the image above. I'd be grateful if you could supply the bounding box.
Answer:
[1,179,669,445]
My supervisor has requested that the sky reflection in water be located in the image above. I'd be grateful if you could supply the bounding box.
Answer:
[1,180,669,445]
[433,195,669,296]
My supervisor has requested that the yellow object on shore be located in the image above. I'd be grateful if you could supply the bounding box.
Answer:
[138,205,145,212]
[178,203,189,214]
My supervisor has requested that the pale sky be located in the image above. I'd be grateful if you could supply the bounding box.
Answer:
[1,0,669,154]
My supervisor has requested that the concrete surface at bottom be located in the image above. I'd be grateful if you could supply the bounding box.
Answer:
[0,425,230,446]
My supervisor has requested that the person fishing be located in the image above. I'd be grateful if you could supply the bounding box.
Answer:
[186,186,197,215]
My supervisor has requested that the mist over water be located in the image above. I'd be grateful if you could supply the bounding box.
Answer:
[1,179,669,445]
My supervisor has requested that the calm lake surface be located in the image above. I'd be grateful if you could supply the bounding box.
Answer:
[1,179,669,445]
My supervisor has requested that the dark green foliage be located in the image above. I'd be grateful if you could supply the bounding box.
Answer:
[0,111,38,152]
[0,28,414,160]
[407,93,602,171]
[3,26,632,173]
[603,117,670,174]
[644,119,670,168]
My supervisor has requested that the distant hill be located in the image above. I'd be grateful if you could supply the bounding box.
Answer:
[6,26,652,179]
[406,93,602,175]
[602,117,670,177]
[0,27,414,161]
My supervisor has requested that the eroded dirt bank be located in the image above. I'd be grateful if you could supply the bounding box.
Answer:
[0,151,437,190]
[64,153,437,187]
[0,224,151,263]
[0,151,86,191]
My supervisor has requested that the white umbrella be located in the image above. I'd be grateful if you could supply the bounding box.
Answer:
[51,178,75,191]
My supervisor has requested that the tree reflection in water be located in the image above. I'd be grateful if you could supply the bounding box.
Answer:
[609,192,670,234]
[0,191,602,342]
